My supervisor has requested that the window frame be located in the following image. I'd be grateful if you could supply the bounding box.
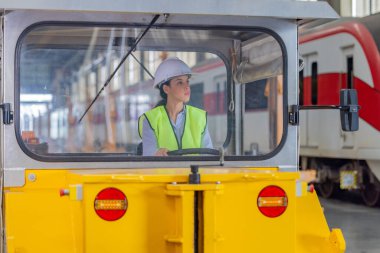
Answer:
[15,21,288,163]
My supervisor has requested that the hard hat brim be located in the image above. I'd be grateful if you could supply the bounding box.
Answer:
[154,73,193,89]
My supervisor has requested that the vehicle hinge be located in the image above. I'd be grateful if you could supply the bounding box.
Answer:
[289,105,299,126]
[0,103,14,125]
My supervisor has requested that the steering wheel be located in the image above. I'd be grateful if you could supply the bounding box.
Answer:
[167,148,220,156]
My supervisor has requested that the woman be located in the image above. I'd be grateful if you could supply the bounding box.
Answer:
[138,57,213,156]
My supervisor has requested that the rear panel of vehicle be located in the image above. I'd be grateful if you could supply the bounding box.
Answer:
[5,168,299,253]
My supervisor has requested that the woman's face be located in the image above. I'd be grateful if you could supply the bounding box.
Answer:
[164,75,191,103]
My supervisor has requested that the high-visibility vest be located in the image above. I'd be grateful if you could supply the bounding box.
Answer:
[138,105,207,150]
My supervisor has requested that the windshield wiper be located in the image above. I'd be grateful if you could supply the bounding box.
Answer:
[131,52,154,79]
[78,14,160,123]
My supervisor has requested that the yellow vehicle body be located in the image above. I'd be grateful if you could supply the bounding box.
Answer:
[0,1,346,252]
[4,168,345,253]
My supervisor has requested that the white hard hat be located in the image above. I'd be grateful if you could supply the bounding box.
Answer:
[153,57,192,88]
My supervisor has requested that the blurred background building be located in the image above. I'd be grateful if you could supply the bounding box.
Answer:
[304,0,380,17]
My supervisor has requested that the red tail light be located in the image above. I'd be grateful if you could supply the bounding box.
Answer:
[257,185,288,218]
[94,188,128,221]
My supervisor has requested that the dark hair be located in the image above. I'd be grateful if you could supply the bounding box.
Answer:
[155,81,170,107]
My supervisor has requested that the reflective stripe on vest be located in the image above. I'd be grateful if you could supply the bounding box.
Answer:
[138,105,207,150]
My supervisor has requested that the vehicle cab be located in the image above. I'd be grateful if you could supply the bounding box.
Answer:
[0,1,345,252]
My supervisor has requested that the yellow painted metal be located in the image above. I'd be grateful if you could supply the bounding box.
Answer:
[5,170,83,253]
[330,229,346,253]
[203,177,297,252]
[295,183,346,253]
[4,168,345,253]
[164,184,195,253]
[83,182,193,253]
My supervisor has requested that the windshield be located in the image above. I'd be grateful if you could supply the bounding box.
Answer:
[18,25,284,159]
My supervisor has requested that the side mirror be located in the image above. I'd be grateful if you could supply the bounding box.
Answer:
[292,89,360,130]
[340,89,360,132]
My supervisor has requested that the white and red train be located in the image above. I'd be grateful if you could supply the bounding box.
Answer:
[299,13,380,206]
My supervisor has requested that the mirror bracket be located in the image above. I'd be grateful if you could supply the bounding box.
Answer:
[289,89,360,131]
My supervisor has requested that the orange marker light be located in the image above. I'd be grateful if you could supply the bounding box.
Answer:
[258,196,287,207]
[95,200,127,210]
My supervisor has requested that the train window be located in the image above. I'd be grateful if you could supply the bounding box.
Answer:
[244,80,268,110]
[188,83,204,109]
[299,69,304,105]
[347,56,354,89]
[311,62,318,105]
[214,80,227,114]
[17,24,284,160]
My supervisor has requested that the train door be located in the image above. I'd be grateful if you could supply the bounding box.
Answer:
[302,53,319,147]
[340,47,355,148]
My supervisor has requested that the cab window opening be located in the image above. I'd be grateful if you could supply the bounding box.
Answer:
[16,24,285,161]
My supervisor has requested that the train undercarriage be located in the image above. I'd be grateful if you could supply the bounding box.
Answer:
[301,157,380,207]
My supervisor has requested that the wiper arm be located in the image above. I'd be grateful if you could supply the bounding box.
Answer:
[131,52,154,79]
[78,14,160,123]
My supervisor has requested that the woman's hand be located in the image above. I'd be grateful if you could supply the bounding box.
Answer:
[155,148,169,156]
